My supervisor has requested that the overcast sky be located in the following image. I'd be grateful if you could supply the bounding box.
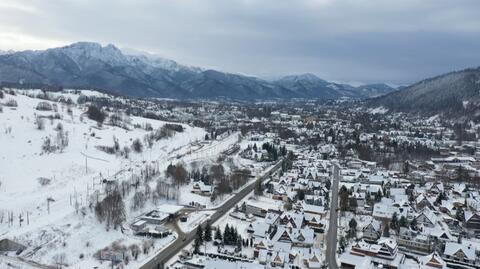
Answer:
[0,0,479,85]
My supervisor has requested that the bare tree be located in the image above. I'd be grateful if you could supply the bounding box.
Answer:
[132,191,146,210]
[56,128,69,152]
[52,253,67,269]
[166,163,188,185]
[129,244,141,260]
[95,190,126,230]
[35,116,45,130]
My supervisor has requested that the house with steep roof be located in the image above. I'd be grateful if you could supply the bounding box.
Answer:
[415,208,437,227]
[279,212,305,229]
[306,252,322,269]
[443,242,479,268]
[464,211,480,230]
[377,237,399,260]
[304,213,324,233]
[191,181,214,196]
[362,220,382,242]
[397,227,432,254]
[425,181,444,194]
[271,226,315,247]
[419,252,447,269]
[416,194,435,211]
[348,237,404,269]
[423,226,454,242]
[271,251,287,267]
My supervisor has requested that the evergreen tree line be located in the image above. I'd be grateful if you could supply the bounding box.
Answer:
[193,223,254,254]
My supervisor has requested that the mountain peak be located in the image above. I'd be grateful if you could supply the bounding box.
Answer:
[279,73,326,83]
[64,41,102,50]
[57,41,126,66]
[297,73,321,81]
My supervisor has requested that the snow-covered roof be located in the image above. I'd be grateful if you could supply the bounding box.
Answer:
[444,242,476,260]
[301,201,325,215]
[339,252,372,268]
[156,204,184,214]
[419,252,447,269]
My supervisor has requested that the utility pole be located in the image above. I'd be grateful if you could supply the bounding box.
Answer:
[47,197,54,214]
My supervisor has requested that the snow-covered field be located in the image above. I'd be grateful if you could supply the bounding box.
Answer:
[0,89,208,268]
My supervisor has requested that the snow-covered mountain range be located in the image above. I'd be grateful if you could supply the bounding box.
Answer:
[0,42,396,100]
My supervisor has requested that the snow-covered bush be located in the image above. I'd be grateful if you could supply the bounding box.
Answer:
[56,128,69,152]
[164,123,184,132]
[143,125,178,148]
[109,111,131,129]
[41,136,55,153]
[95,136,119,155]
[40,130,68,153]
[55,122,63,131]
[57,96,74,105]
[35,91,53,101]
[4,99,17,107]
[37,177,52,186]
[87,105,106,124]
[131,138,143,153]
[77,94,87,104]
[36,101,53,111]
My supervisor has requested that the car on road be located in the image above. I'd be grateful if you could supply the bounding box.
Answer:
[182,237,187,241]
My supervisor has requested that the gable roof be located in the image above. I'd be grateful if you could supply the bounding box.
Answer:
[444,242,476,260]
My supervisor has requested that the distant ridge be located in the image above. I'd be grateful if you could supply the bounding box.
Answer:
[0,42,396,100]
[368,67,480,117]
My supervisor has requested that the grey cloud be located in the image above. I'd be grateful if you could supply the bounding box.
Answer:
[1,0,480,85]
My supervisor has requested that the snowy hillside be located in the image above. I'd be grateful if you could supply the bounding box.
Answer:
[368,67,480,117]
[0,88,211,268]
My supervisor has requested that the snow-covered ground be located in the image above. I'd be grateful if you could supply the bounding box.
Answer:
[0,89,207,268]
[178,211,214,233]
[368,106,388,114]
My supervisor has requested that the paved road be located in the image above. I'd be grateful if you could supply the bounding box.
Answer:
[326,163,340,269]
[0,256,51,269]
[140,160,283,269]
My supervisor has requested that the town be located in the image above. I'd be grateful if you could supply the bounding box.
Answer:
[1,86,479,269]
[1,1,480,268]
